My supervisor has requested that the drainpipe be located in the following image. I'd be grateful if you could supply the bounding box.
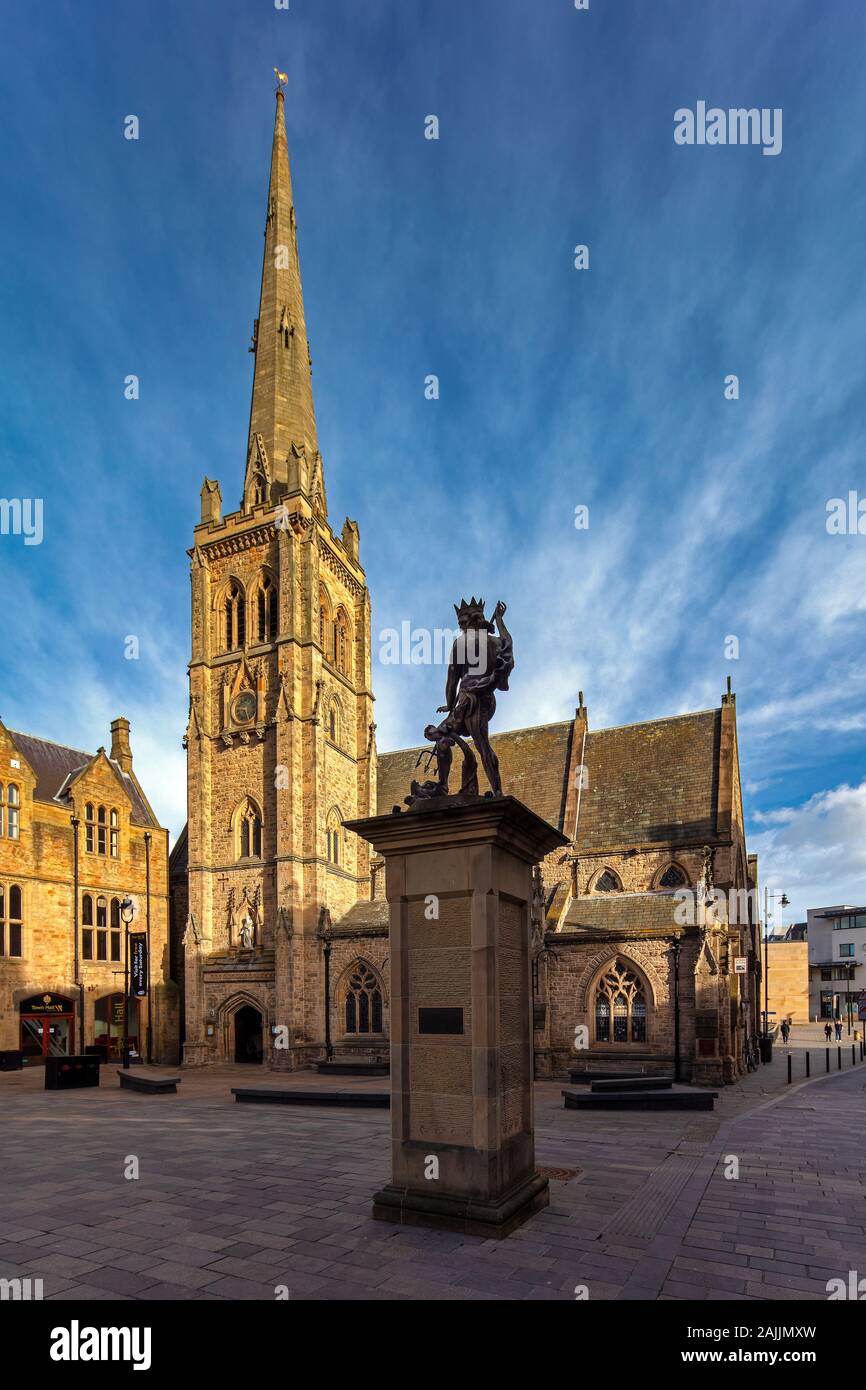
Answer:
[71,815,84,1053]
[323,933,333,1060]
[144,832,152,1063]
[672,936,681,1083]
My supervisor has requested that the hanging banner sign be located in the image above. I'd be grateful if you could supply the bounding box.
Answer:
[734,957,748,975]
[130,934,148,998]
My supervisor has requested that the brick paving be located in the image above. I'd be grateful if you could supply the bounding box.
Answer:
[1,1049,865,1301]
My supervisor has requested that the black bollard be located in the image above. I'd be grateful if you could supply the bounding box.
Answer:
[826,1047,830,1073]
[838,1046,842,1070]
[787,1054,792,1084]
[806,1052,810,1077]
[853,1045,857,1067]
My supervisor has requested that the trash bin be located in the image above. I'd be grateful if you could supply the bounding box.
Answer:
[0,1050,23,1071]
[759,1037,773,1064]
[44,1055,101,1090]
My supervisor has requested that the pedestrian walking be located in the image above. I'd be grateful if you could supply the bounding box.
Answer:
[824,1021,833,1042]
[780,1020,790,1044]
[835,1017,843,1042]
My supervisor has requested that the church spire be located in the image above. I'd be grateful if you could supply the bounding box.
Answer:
[244,84,319,508]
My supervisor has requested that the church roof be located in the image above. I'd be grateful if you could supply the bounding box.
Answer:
[7,730,157,827]
[331,899,389,935]
[560,890,718,934]
[377,707,722,850]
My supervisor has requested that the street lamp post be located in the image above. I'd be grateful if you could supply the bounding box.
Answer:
[763,888,790,1039]
[120,896,135,1069]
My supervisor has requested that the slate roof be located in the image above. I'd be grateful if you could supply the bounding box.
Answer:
[377,708,721,850]
[8,730,157,827]
[332,899,389,934]
[561,890,714,935]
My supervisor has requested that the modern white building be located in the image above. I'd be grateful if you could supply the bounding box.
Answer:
[806,904,866,1024]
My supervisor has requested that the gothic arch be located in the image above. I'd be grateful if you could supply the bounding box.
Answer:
[333,605,353,677]
[334,958,387,1036]
[318,584,333,653]
[326,692,344,745]
[325,805,344,866]
[576,947,662,1012]
[250,566,279,643]
[651,861,689,890]
[588,865,623,893]
[231,796,263,860]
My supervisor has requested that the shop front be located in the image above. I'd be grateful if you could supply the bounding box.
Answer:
[19,994,75,1061]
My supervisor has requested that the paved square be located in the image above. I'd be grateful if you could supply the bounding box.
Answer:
[2,1043,865,1301]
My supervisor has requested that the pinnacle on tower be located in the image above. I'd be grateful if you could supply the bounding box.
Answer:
[244,85,319,508]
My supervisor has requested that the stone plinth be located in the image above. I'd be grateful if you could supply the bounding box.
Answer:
[346,795,567,1238]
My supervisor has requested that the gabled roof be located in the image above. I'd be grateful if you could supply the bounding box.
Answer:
[7,731,157,828]
[377,708,721,850]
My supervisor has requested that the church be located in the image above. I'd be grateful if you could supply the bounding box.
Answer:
[171,88,762,1087]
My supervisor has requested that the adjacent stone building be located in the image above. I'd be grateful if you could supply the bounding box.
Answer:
[0,717,176,1063]
[173,89,760,1085]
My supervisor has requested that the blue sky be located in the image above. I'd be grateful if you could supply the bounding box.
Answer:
[0,0,864,926]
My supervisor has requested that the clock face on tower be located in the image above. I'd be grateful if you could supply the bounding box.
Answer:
[233,692,257,725]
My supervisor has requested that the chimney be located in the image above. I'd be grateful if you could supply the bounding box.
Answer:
[110,717,133,774]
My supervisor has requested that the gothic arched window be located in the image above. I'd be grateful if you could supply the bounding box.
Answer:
[85,803,95,853]
[110,808,119,858]
[237,799,263,860]
[319,586,332,654]
[659,864,686,889]
[255,573,278,644]
[593,960,648,1044]
[334,609,351,677]
[327,698,342,746]
[225,582,246,651]
[594,868,621,893]
[343,962,383,1035]
[96,805,107,856]
[5,784,19,840]
[326,809,342,866]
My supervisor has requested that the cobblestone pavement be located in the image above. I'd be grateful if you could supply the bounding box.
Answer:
[1,1049,865,1301]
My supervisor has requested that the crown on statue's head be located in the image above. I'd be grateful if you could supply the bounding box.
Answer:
[454,596,486,623]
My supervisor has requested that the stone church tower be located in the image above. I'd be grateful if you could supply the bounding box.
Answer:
[181,88,376,1068]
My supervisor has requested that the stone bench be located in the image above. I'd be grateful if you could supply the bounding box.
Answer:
[117,1070,180,1094]
[563,1086,717,1112]
[313,1059,389,1076]
[590,1076,674,1093]
[232,1087,389,1108]
[567,1068,654,1085]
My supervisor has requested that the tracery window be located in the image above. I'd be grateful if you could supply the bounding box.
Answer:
[594,869,621,893]
[237,799,263,860]
[343,962,383,1035]
[0,883,22,957]
[594,960,647,1043]
[255,573,278,643]
[225,582,246,651]
[659,864,686,888]
[334,610,351,677]
[319,586,331,654]
[110,808,119,858]
[326,809,342,866]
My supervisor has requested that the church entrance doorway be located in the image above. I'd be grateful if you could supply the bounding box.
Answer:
[234,1005,263,1063]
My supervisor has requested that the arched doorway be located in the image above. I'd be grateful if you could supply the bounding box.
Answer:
[234,1005,263,1063]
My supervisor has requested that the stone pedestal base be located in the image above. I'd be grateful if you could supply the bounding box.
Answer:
[373,1169,549,1239]
[347,794,567,1244]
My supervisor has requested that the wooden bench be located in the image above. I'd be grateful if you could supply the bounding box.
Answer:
[117,1070,180,1094]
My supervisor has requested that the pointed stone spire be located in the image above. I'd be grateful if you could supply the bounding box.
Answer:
[244,86,319,509]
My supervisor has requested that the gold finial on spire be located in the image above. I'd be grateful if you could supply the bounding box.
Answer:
[274,68,288,90]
